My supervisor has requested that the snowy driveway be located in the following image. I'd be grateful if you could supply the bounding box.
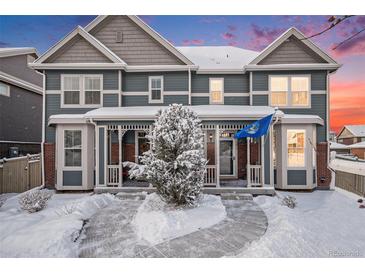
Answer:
[79,198,268,258]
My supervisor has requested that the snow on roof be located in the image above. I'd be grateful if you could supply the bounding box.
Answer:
[0,47,38,58]
[344,125,365,137]
[329,141,349,149]
[281,114,324,125]
[330,158,365,176]
[347,141,365,149]
[176,46,259,71]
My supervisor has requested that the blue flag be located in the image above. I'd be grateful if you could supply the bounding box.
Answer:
[234,114,274,139]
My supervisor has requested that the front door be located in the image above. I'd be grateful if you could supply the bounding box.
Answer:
[219,138,236,177]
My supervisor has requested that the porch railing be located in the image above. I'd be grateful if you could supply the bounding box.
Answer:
[107,165,120,186]
[204,165,217,186]
[249,165,262,187]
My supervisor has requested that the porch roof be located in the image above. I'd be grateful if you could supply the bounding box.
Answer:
[82,105,284,121]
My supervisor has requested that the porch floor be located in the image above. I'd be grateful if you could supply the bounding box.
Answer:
[120,179,249,188]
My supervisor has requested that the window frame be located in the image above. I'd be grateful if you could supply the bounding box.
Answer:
[269,75,311,108]
[209,78,224,105]
[63,129,82,169]
[0,82,10,97]
[148,75,164,104]
[286,129,306,168]
[61,74,103,108]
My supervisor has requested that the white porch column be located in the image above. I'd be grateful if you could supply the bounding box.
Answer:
[247,137,251,187]
[215,125,220,187]
[118,127,126,187]
[261,135,265,186]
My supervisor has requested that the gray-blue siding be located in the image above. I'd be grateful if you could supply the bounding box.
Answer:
[191,73,249,93]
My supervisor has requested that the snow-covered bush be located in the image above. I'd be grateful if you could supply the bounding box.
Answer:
[18,188,53,213]
[281,195,297,209]
[130,104,207,206]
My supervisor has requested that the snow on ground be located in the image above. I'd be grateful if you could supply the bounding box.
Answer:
[238,190,365,258]
[0,191,117,258]
[132,193,226,245]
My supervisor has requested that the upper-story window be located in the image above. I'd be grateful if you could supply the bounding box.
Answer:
[210,78,224,104]
[61,74,102,107]
[0,82,10,97]
[270,75,310,107]
[149,76,164,104]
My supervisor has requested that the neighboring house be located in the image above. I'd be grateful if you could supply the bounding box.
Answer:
[347,141,365,160]
[0,48,43,158]
[29,15,340,193]
[337,125,365,145]
[329,141,350,155]
[329,131,337,142]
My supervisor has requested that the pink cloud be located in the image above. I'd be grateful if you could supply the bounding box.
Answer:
[182,39,205,46]
[331,33,365,58]
[227,25,237,31]
[243,24,286,51]
[221,32,236,40]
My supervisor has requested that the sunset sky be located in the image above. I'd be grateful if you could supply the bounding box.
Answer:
[1,15,364,133]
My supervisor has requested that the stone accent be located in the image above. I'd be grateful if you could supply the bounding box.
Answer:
[44,143,55,189]
[316,142,332,189]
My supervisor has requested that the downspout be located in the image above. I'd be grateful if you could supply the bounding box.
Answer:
[41,70,46,188]
[188,67,191,105]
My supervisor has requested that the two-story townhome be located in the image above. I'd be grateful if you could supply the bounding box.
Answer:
[29,15,340,194]
[0,47,43,158]
[337,125,365,145]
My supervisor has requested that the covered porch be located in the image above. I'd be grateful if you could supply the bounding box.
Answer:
[85,105,282,192]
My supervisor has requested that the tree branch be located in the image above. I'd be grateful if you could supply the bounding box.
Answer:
[333,27,365,50]
[301,15,354,40]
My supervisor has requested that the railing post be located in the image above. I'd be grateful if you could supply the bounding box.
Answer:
[247,137,251,187]
[118,126,123,187]
[215,125,220,187]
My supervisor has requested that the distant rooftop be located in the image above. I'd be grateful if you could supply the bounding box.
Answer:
[340,125,365,138]
[177,46,259,71]
[0,47,38,58]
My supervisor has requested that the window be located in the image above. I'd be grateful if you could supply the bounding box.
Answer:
[61,75,102,107]
[136,132,150,163]
[84,76,101,105]
[287,129,305,167]
[210,78,224,104]
[149,76,163,103]
[0,83,10,97]
[63,76,80,105]
[270,75,310,107]
[64,130,82,167]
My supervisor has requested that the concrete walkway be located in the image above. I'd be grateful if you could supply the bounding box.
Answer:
[79,198,268,258]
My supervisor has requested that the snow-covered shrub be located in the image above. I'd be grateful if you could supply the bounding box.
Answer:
[18,188,53,213]
[281,195,297,209]
[0,196,7,208]
[130,104,207,206]
[56,203,77,216]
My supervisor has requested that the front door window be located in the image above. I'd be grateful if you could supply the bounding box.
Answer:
[220,140,234,175]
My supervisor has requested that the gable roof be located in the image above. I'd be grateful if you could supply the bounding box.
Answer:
[33,26,126,65]
[0,71,42,95]
[177,46,259,72]
[249,27,339,66]
[84,15,194,66]
[338,125,365,138]
[0,47,38,58]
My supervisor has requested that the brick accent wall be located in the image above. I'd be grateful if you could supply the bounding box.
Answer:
[123,144,135,163]
[237,143,247,179]
[44,143,55,189]
[351,148,365,159]
[316,142,332,189]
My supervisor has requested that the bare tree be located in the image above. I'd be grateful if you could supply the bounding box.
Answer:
[301,15,365,50]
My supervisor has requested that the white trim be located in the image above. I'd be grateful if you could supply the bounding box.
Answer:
[164,91,189,96]
[223,93,249,97]
[0,82,10,97]
[45,90,61,94]
[122,91,149,96]
[84,15,194,66]
[0,140,41,144]
[188,68,192,105]
[249,27,338,65]
[209,78,224,105]
[191,93,209,97]
[125,65,197,72]
[0,71,43,95]
[251,91,269,95]
[246,64,340,71]
[41,71,46,188]
[29,63,123,70]
[118,70,122,107]
[311,90,327,95]
[196,69,245,74]
[0,47,38,58]
[60,74,103,108]
[148,75,164,104]
[34,26,125,65]
[269,74,311,109]
[249,71,253,105]
[102,90,120,94]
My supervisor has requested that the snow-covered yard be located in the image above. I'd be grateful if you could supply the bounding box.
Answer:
[238,189,365,258]
[0,191,117,257]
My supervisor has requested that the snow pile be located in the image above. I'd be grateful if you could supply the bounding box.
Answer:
[0,192,117,257]
[133,193,226,245]
[238,190,365,257]
[330,157,365,176]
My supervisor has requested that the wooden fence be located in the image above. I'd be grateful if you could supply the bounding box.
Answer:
[0,154,42,194]
[335,170,365,197]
